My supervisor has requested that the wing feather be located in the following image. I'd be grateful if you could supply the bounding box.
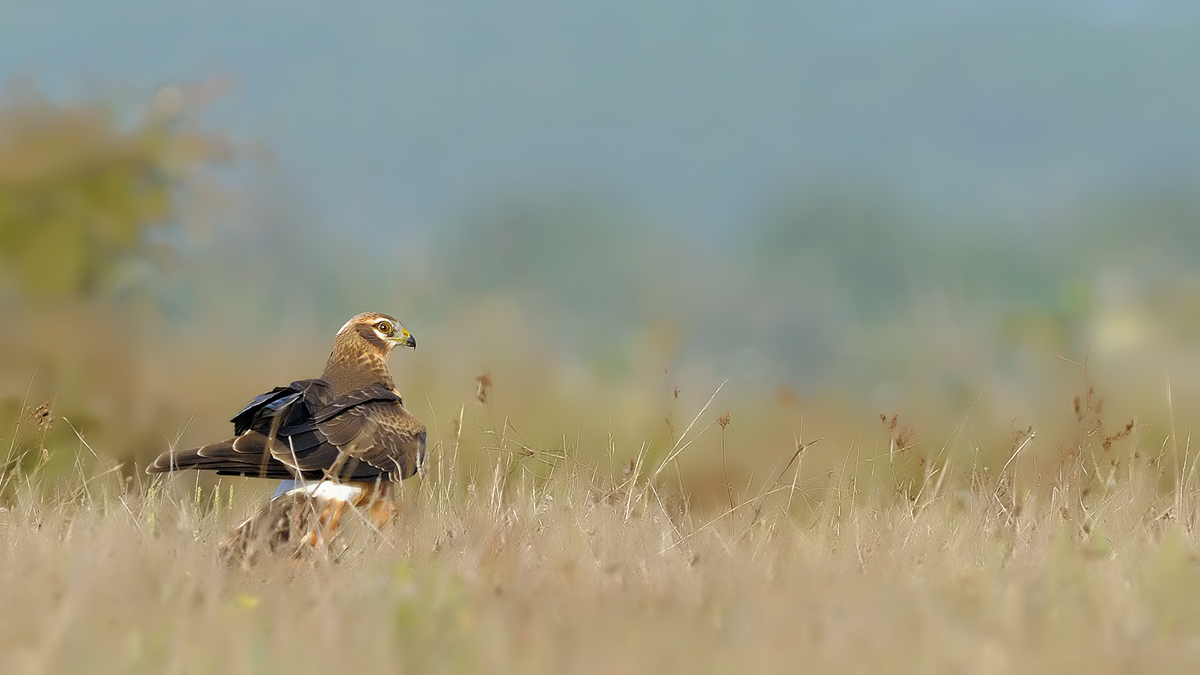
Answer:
[316,400,426,479]
[149,381,426,482]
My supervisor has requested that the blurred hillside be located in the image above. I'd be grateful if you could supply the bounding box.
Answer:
[2,86,1200,499]
[2,2,1200,493]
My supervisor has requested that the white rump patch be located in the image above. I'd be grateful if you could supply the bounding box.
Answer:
[283,480,364,503]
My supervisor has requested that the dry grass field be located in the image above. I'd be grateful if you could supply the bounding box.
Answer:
[5,371,1200,675]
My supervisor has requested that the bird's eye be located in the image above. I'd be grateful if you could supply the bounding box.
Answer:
[375,321,392,334]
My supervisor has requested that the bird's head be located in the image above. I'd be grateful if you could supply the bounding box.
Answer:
[335,312,417,358]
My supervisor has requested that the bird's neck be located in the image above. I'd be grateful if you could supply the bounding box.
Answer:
[321,351,396,395]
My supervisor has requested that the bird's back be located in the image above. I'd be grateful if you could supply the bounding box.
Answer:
[148,312,426,483]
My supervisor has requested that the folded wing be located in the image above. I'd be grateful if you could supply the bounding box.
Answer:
[149,380,426,482]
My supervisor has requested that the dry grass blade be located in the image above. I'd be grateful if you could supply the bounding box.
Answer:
[650,379,728,484]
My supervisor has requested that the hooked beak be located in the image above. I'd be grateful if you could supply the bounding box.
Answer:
[392,327,416,349]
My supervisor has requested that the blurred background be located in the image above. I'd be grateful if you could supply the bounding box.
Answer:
[3,1,1200,495]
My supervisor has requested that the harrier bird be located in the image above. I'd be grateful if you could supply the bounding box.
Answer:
[148,312,426,560]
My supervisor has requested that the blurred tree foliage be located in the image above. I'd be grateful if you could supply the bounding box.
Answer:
[0,88,228,297]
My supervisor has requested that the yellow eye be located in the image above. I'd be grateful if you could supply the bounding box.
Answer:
[375,321,392,334]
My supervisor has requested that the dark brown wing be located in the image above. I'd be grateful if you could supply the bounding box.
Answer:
[315,397,426,480]
[149,379,330,478]
[231,378,331,437]
[148,383,426,481]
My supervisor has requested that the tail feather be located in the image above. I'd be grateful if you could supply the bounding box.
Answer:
[148,439,319,480]
[148,442,237,472]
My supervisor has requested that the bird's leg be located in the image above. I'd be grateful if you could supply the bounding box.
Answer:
[324,498,350,537]
[302,498,350,548]
[353,480,397,532]
[366,496,398,531]
[293,481,395,549]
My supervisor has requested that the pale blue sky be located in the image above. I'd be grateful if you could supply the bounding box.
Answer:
[4,1,1200,237]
